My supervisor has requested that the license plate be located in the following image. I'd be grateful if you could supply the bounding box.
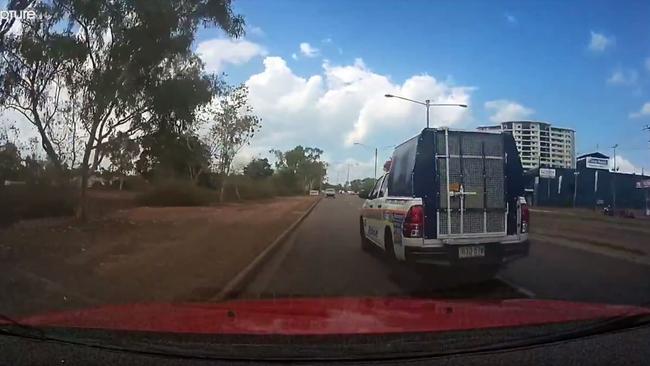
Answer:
[458,245,485,258]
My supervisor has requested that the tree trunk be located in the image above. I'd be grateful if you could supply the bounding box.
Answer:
[91,149,103,172]
[76,118,101,221]
[219,178,226,202]
[191,166,203,186]
[119,177,124,191]
[27,102,64,175]
[235,184,241,201]
[77,163,89,221]
[219,163,232,202]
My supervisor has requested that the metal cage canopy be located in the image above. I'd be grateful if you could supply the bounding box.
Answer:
[388,128,524,239]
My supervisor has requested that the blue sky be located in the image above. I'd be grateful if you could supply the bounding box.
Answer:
[192,0,650,182]
[3,0,648,182]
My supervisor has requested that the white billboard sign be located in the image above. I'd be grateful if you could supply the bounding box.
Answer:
[585,156,609,170]
[636,179,650,189]
[539,168,556,179]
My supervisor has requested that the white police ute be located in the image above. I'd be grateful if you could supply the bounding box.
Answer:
[360,128,529,277]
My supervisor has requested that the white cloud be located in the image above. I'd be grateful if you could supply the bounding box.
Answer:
[610,155,644,174]
[484,100,534,122]
[5,18,23,36]
[299,42,319,57]
[242,56,473,166]
[196,38,267,73]
[607,69,638,86]
[588,31,614,52]
[505,14,517,24]
[291,53,298,60]
[247,25,264,37]
[322,37,333,44]
[629,102,650,118]
[327,157,378,184]
[0,108,39,142]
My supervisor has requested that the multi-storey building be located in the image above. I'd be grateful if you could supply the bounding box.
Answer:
[477,121,575,170]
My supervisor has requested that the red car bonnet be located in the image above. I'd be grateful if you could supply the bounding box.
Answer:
[7,298,649,335]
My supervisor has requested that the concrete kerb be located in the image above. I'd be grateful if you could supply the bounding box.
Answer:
[211,196,322,301]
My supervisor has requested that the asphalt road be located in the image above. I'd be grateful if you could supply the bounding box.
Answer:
[241,194,650,306]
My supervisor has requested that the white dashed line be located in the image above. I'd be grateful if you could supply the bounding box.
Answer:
[496,275,537,298]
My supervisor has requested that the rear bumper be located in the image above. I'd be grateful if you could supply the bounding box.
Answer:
[404,240,530,266]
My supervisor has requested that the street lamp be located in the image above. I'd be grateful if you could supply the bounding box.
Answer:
[384,93,468,128]
[353,142,394,179]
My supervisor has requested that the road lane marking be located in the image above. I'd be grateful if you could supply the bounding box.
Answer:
[243,230,300,298]
[496,275,536,298]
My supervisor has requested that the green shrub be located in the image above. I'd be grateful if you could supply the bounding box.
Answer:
[220,176,267,201]
[121,176,150,191]
[136,181,216,207]
[270,172,302,196]
[220,175,305,201]
[0,184,77,226]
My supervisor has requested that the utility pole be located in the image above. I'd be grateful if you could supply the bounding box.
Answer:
[611,144,618,209]
[346,163,351,190]
[573,171,580,207]
[374,147,378,179]
[353,142,393,180]
[425,99,430,128]
[641,125,650,216]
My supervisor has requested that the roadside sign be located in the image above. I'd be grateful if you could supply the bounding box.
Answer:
[635,179,650,189]
[539,168,556,179]
[585,157,609,170]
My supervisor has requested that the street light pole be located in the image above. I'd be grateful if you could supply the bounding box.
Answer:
[611,144,618,209]
[425,99,430,128]
[384,94,467,128]
[374,147,378,179]
[354,142,393,180]
[347,163,351,189]
[573,171,580,208]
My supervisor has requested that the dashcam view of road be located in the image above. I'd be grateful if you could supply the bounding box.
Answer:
[2,0,650,364]
[244,193,650,304]
[2,191,649,317]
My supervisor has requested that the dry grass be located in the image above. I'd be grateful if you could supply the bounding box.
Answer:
[0,196,316,317]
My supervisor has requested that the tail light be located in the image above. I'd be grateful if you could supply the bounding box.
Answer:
[520,203,529,233]
[403,205,423,238]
